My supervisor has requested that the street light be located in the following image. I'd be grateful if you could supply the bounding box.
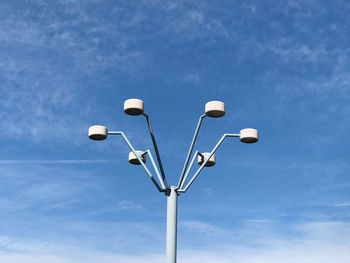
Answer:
[88,99,258,263]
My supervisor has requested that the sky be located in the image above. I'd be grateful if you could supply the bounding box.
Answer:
[0,0,350,262]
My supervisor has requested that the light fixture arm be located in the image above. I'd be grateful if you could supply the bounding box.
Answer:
[145,149,167,190]
[142,113,168,188]
[177,114,207,188]
[178,133,239,193]
[108,131,165,192]
[179,151,199,189]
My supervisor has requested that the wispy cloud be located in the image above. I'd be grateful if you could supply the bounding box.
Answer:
[0,164,118,213]
[329,202,350,207]
[0,220,349,263]
[0,1,150,143]
[0,159,117,164]
[117,200,142,210]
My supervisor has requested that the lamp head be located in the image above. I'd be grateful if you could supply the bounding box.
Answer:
[240,128,258,143]
[88,125,108,140]
[128,151,146,165]
[198,152,216,167]
[205,101,225,118]
[124,98,144,116]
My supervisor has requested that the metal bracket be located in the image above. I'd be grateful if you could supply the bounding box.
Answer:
[108,131,166,192]
[178,133,239,193]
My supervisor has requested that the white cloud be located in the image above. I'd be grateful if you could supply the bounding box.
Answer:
[117,200,141,209]
[331,202,350,207]
[0,1,150,143]
[268,44,328,64]
[0,164,115,213]
[0,220,349,263]
[0,160,116,164]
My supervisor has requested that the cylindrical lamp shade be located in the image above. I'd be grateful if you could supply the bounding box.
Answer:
[124,98,144,115]
[205,101,225,118]
[88,125,108,140]
[240,128,258,143]
[128,151,146,165]
[198,152,216,167]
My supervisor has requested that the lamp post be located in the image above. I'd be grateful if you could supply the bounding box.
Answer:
[88,99,258,263]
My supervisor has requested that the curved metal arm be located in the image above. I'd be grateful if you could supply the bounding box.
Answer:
[178,133,239,193]
[108,131,165,192]
[143,114,168,188]
[177,114,207,188]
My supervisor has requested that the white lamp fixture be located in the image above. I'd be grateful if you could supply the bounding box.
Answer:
[128,151,146,165]
[198,152,216,167]
[240,128,258,143]
[205,101,226,118]
[124,98,144,116]
[88,125,108,140]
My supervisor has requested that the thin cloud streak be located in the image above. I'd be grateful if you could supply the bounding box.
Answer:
[0,220,349,263]
[330,202,350,207]
[0,159,118,164]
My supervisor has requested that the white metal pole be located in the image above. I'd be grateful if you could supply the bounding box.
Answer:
[166,186,178,263]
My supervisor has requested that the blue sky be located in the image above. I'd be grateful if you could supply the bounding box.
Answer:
[0,0,350,262]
